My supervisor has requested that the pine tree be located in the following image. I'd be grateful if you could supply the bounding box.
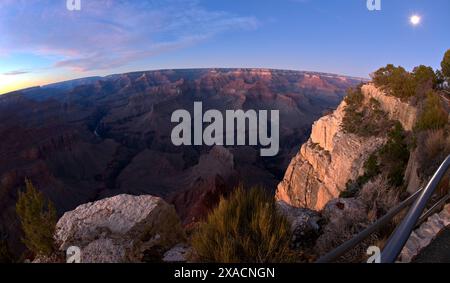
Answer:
[16,179,57,257]
[441,49,450,79]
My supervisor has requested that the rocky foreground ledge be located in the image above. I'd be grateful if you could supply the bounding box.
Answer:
[47,195,186,263]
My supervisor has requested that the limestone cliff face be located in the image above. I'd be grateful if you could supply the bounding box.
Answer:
[361,84,418,131]
[276,84,418,210]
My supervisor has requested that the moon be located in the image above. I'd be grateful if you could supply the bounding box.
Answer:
[410,15,421,26]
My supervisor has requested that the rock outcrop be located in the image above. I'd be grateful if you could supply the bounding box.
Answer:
[276,86,390,210]
[276,201,321,249]
[54,194,185,263]
[361,84,418,131]
[399,204,450,263]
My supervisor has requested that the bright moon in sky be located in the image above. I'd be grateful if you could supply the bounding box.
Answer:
[410,15,421,26]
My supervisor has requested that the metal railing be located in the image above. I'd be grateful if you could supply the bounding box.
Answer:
[317,154,450,263]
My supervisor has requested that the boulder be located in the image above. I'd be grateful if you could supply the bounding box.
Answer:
[276,201,321,248]
[55,194,185,263]
[163,244,192,263]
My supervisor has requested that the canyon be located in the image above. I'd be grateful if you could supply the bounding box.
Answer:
[0,68,363,253]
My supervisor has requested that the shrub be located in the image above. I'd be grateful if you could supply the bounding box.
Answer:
[342,88,392,137]
[314,200,374,263]
[191,186,293,263]
[417,130,450,178]
[380,123,410,187]
[441,49,450,78]
[340,152,380,198]
[372,64,416,99]
[413,65,437,87]
[16,179,57,257]
[425,130,447,159]
[359,177,400,222]
[412,65,437,97]
[415,91,448,131]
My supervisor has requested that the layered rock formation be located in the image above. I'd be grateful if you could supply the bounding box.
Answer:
[361,84,418,131]
[0,68,363,253]
[276,84,418,210]
[54,194,184,263]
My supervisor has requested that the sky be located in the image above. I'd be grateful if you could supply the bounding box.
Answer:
[0,0,449,94]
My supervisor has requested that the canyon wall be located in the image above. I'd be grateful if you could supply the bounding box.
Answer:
[276,83,419,210]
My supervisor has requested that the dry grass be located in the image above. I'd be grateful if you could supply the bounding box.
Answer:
[417,129,450,178]
[425,129,447,159]
[358,177,401,223]
[315,209,373,262]
[190,186,294,263]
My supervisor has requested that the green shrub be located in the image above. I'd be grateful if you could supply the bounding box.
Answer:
[413,65,437,88]
[341,123,410,197]
[441,49,450,78]
[16,179,57,257]
[340,152,380,198]
[342,88,392,137]
[380,123,410,187]
[415,91,448,131]
[372,64,416,99]
[191,186,293,263]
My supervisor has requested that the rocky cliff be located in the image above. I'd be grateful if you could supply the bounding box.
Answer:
[53,194,185,263]
[0,68,363,254]
[276,83,419,210]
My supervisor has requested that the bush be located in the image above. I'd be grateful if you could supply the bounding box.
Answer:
[16,179,57,257]
[380,123,410,187]
[412,65,437,97]
[415,91,448,131]
[425,130,447,159]
[441,49,450,78]
[417,130,450,178]
[191,186,293,263]
[413,65,437,87]
[340,152,380,198]
[342,88,392,137]
[358,177,400,222]
[372,64,416,99]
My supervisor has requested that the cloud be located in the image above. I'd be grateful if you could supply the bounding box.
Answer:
[0,0,259,72]
[3,70,30,76]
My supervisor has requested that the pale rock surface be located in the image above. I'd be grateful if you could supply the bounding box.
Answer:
[361,84,418,131]
[54,194,185,263]
[276,85,388,210]
[404,149,423,193]
[163,244,192,263]
[399,204,450,263]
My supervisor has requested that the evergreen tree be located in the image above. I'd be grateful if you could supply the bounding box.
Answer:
[16,179,57,257]
[441,49,450,79]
